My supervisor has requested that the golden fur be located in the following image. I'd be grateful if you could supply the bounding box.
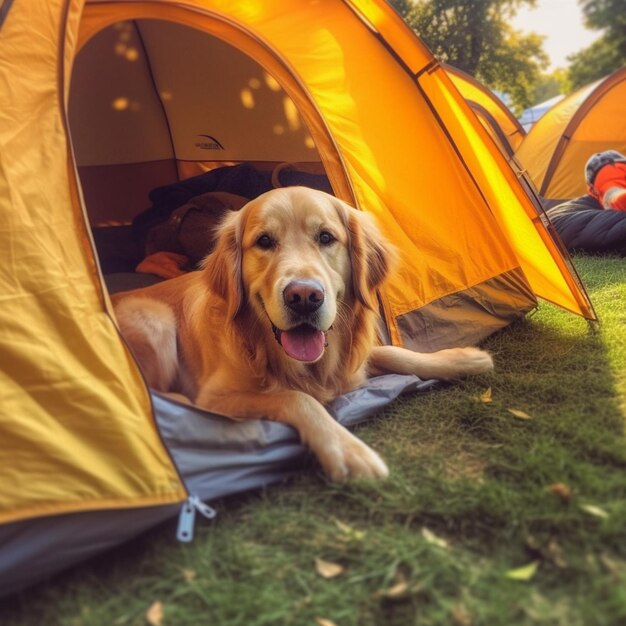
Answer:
[113,187,493,480]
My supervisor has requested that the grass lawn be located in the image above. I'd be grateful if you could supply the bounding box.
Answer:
[2,254,625,626]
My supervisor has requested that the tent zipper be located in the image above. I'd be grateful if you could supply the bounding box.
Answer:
[177,495,217,543]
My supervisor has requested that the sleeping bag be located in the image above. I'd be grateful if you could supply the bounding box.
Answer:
[545,195,626,256]
[132,163,332,250]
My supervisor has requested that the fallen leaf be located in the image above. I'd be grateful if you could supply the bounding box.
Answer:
[548,483,573,503]
[181,568,197,583]
[525,534,541,554]
[315,618,338,626]
[546,539,568,569]
[314,557,345,578]
[334,518,351,533]
[472,387,492,403]
[479,387,493,403]
[505,560,539,581]
[507,408,533,420]
[452,604,473,626]
[580,504,609,519]
[333,518,366,541]
[145,601,164,626]
[375,579,408,598]
[599,552,622,577]
[421,527,449,549]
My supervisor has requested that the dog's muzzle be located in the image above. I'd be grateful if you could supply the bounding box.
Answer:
[260,280,328,362]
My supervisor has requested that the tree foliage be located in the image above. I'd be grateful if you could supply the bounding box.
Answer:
[580,0,626,48]
[532,69,569,104]
[387,0,548,114]
[567,0,626,89]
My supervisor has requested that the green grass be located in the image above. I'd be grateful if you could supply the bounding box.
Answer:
[2,254,625,626]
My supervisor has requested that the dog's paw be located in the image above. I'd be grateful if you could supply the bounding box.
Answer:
[437,346,494,379]
[317,431,389,481]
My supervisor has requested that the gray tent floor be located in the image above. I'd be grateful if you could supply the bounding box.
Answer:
[155,373,439,500]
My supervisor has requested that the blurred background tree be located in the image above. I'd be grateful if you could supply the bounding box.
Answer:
[388,0,548,114]
[567,0,626,88]
[532,68,569,103]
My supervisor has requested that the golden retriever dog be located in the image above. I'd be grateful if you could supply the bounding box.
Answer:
[113,187,493,480]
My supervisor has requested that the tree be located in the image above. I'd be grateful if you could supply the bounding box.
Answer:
[387,0,548,114]
[567,0,626,88]
[532,69,570,104]
[567,37,622,88]
[580,0,626,53]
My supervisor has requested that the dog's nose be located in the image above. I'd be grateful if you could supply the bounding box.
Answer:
[283,279,325,315]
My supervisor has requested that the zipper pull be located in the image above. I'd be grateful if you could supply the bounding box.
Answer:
[176,495,217,543]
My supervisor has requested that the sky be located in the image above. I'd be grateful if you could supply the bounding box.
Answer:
[511,0,601,71]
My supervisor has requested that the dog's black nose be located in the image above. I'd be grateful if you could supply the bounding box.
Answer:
[283,280,325,315]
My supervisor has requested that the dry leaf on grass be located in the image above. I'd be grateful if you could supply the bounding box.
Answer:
[422,527,449,549]
[181,568,197,582]
[580,504,609,519]
[375,579,409,599]
[507,408,533,420]
[314,557,345,578]
[333,518,366,541]
[599,552,623,576]
[145,601,164,626]
[505,560,539,581]
[472,387,492,403]
[452,604,473,626]
[546,539,568,569]
[548,483,573,503]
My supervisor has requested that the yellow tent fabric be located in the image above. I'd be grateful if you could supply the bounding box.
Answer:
[515,67,626,200]
[445,64,525,157]
[0,0,187,526]
[0,0,594,535]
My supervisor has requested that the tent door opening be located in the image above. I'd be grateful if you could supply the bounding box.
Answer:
[68,17,334,279]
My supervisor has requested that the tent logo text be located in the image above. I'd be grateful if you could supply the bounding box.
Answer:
[195,134,225,150]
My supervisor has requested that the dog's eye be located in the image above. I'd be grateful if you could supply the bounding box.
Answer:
[256,234,275,249]
[318,231,335,246]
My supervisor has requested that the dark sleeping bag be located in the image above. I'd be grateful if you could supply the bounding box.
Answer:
[546,195,626,256]
[131,163,332,247]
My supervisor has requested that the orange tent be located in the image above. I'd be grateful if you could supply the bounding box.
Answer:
[515,67,626,200]
[0,0,594,595]
[445,64,525,157]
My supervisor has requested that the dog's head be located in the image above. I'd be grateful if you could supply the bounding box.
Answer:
[204,186,393,363]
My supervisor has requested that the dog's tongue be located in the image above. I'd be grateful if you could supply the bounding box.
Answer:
[280,325,326,362]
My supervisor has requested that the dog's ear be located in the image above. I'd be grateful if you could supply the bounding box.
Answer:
[334,199,395,310]
[202,209,245,319]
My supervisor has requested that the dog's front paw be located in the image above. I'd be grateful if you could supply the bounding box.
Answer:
[440,347,494,379]
[316,431,389,482]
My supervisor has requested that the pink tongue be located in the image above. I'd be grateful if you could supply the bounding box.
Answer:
[280,326,326,362]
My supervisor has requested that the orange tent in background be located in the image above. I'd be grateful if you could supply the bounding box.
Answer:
[515,67,626,201]
[0,0,594,596]
[445,64,526,158]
